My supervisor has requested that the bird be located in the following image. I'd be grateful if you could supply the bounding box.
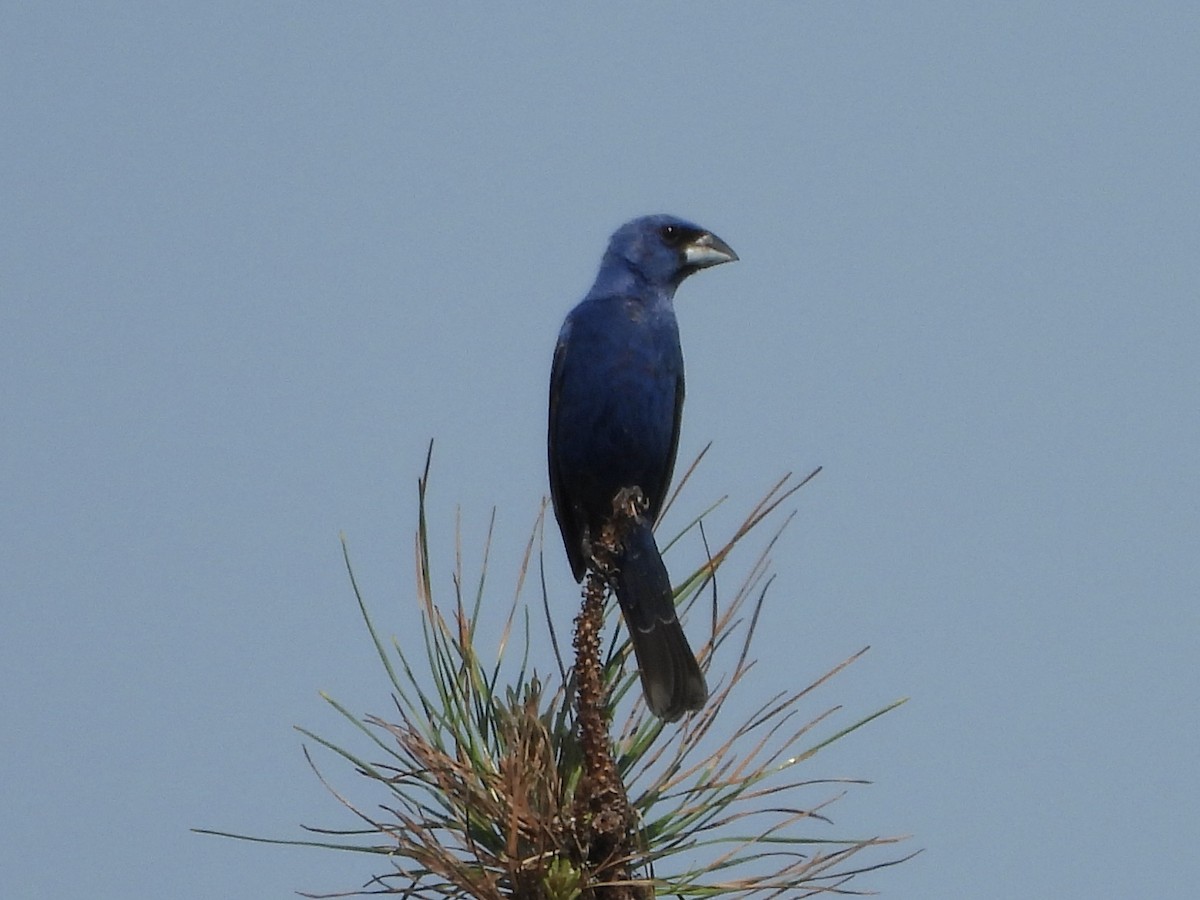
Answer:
[548,214,737,720]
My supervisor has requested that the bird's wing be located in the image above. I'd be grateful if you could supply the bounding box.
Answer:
[547,324,586,581]
[652,366,685,524]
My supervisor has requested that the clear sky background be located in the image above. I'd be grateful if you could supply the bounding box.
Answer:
[3,4,1197,898]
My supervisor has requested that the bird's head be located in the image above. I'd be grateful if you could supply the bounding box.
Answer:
[605,214,738,289]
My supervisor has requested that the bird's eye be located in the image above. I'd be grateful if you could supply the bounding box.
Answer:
[660,224,682,246]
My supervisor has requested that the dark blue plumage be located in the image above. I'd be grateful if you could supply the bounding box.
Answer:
[548,214,737,720]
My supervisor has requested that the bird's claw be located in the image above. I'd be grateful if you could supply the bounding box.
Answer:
[611,486,649,520]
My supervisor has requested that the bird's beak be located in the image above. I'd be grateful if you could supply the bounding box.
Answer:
[684,231,739,269]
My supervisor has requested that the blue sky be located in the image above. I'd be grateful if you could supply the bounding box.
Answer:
[3,4,1197,898]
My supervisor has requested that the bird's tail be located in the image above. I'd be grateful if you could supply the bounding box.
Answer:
[613,518,708,721]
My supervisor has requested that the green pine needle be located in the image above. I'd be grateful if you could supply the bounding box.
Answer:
[196,446,914,897]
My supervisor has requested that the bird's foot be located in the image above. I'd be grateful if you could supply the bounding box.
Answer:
[588,487,649,580]
[611,486,649,520]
